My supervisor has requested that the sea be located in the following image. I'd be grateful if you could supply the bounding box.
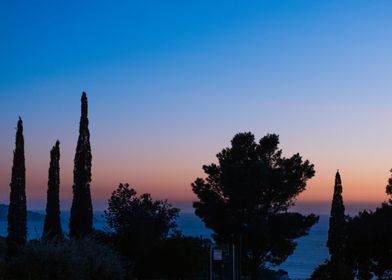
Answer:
[0,213,329,280]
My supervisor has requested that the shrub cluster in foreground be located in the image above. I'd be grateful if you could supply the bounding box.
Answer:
[0,238,125,280]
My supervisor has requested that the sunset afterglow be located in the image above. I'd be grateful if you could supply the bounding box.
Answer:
[1,1,392,213]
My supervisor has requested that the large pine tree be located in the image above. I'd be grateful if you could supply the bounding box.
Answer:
[7,117,27,256]
[69,92,93,238]
[327,170,346,262]
[43,140,62,240]
[192,132,317,279]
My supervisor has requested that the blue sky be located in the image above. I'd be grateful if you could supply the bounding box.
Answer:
[1,1,392,211]
[2,0,391,90]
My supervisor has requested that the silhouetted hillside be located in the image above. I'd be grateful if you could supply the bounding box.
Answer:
[0,204,44,221]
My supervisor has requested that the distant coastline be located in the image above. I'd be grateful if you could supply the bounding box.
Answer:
[0,204,45,221]
[0,199,383,216]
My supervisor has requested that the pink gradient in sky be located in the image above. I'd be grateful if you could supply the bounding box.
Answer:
[1,92,392,213]
[1,98,391,212]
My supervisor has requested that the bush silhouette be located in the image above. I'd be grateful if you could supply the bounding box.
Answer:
[4,238,125,280]
[104,183,179,277]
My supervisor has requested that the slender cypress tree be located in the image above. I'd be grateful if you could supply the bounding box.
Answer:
[327,170,346,262]
[43,140,62,240]
[7,117,27,256]
[69,92,93,238]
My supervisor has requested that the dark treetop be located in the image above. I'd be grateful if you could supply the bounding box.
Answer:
[192,132,318,279]
[309,171,352,280]
[104,183,179,242]
[386,168,392,199]
[327,171,346,263]
[69,92,93,238]
[104,183,180,277]
[7,117,27,255]
[43,140,63,240]
[342,171,392,279]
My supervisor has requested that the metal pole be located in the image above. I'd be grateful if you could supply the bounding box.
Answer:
[210,245,213,280]
[233,243,236,280]
[239,236,242,280]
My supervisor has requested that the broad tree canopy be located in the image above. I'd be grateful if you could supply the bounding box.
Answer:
[105,183,179,243]
[192,132,318,275]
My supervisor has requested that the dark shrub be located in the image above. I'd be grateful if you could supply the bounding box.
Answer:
[309,260,354,280]
[5,238,125,280]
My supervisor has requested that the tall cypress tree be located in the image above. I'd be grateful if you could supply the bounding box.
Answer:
[7,117,27,256]
[69,92,93,238]
[43,140,62,240]
[327,170,346,262]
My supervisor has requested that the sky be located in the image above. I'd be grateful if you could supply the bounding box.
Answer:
[1,0,392,213]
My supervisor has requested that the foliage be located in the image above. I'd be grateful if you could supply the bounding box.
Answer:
[7,117,27,256]
[105,183,179,241]
[0,237,7,258]
[386,169,392,200]
[4,238,125,280]
[258,269,289,280]
[327,171,347,262]
[310,172,352,279]
[43,140,63,240]
[309,260,354,280]
[345,203,392,280]
[139,235,209,279]
[343,173,392,279]
[70,92,93,238]
[192,132,318,278]
[104,183,180,277]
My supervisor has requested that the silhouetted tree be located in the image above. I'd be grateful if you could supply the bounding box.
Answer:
[310,171,353,280]
[192,132,318,279]
[345,206,392,280]
[146,235,209,279]
[7,117,27,256]
[4,238,126,280]
[104,183,180,277]
[70,92,93,238]
[310,261,354,280]
[42,140,62,240]
[327,171,346,262]
[344,171,392,279]
[386,169,392,200]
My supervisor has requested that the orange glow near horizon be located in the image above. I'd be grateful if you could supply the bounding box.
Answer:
[297,165,391,205]
[2,96,392,211]
[1,149,389,211]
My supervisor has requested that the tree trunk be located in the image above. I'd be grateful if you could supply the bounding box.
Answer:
[250,252,262,280]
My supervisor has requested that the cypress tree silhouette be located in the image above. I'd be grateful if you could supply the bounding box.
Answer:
[7,117,27,256]
[43,140,63,240]
[69,92,93,238]
[309,171,353,279]
[327,170,346,262]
